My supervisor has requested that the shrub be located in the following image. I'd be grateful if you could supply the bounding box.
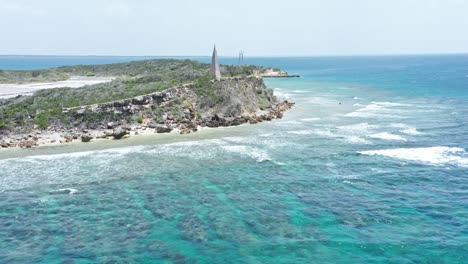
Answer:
[34,112,50,129]
[183,102,191,109]
[0,120,8,129]
[136,116,143,124]
[259,100,269,110]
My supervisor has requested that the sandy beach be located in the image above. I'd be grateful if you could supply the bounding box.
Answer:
[0,76,114,99]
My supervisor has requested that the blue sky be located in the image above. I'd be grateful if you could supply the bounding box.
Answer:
[1,0,468,56]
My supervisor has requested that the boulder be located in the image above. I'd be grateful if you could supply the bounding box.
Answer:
[113,127,129,139]
[147,121,158,129]
[104,130,114,137]
[206,120,219,128]
[155,125,173,133]
[132,96,148,105]
[19,140,36,148]
[81,134,93,143]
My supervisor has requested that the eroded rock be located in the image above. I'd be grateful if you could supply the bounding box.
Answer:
[81,134,93,142]
[113,127,129,139]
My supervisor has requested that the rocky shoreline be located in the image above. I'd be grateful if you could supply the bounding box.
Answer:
[0,76,294,149]
[0,100,293,149]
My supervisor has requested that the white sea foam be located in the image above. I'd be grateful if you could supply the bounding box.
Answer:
[221,145,271,162]
[56,188,79,195]
[7,145,147,163]
[371,101,412,107]
[337,123,379,133]
[292,90,309,93]
[342,136,371,145]
[369,132,407,141]
[400,128,424,135]
[221,136,252,144]
[273,88,293,99]
[300,118,321,122]
[312,130,335,137]
[276,120,303,125]
[307,97,341,106]
[345,102,410,118]
[287,129,335,137]
[390,123,410,128]
[144,139,222,160]
[359,147,468,167]
[99,146,146,155]
[19,150,96,161]
[286,130,314,135]
[353,103,365,107]
[353,97,363,100]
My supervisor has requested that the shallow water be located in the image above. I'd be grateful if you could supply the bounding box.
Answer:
[1,56,468,263]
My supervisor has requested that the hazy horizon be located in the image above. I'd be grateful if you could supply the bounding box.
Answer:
[2,0,468,56]
[2,52,468,58]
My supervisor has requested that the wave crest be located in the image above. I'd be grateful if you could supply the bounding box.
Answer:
[359,147,468,167]
[369,132,407,141]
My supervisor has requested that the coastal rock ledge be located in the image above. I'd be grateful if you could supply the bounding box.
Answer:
[0,76,294,148]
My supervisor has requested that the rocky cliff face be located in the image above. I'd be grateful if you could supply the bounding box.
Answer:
[0,76,294,148]
[197,77,276,116]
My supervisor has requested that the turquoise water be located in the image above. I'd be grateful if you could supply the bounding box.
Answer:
[1,56,468,263]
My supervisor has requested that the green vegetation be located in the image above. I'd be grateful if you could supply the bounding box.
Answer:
[34,112,51,129]
[136,116,143,124]
[0,120,8,129]
[193,73,224,107]
[222,65,279,77]
[0,59,276,130]
[0,59,208,84]
[259,99,269,110]
[183,102,191,109]
[0,69,69,83]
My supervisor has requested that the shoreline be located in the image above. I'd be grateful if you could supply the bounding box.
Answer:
[1,62,298,151]
[0,100,294,150]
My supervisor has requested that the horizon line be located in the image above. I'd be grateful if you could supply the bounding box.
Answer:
[1,52,468,58]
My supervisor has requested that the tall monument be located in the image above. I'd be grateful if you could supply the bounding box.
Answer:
[210,45,221,80]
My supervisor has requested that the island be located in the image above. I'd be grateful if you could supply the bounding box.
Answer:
[0,54,295,148]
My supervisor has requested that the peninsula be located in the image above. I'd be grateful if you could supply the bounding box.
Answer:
[0,52,294,148]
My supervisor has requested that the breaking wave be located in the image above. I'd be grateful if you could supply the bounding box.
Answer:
[400,128,424,135]
[369,132,407,141]
[359,147,468,167]
[345,102,411,118]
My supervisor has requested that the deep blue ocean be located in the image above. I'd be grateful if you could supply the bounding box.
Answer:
[0,55,467,263]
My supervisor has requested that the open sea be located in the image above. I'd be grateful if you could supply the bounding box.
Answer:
[0,55,467,263]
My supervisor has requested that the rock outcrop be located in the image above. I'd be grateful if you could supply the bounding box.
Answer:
[81,134,93,142]
[0,76,294,148]
[112,127,129,139]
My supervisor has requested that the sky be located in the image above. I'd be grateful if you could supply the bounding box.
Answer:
[1,0,468,56]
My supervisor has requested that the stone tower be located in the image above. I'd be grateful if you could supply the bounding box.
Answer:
[210,45,221,80]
